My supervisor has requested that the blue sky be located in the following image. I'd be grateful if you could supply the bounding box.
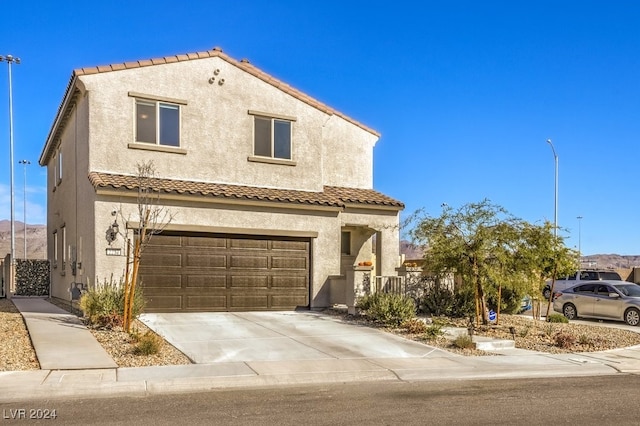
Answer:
[0,1,639,255]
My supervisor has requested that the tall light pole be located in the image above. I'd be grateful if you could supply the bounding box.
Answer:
[577,215,583,261]
[1,54,20,269]
[19,160,30,259]
[546,139,558,237]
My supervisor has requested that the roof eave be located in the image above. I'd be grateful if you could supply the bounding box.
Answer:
[39,73,79,166]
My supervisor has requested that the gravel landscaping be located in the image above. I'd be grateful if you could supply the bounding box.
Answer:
[3,298,640,371]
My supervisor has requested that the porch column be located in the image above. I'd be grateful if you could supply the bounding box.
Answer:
[346,265,373,315]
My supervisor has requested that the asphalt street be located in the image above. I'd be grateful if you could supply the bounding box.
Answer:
[3,375,640,425]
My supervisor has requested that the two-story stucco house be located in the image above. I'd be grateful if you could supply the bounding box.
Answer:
[38,46,404,312]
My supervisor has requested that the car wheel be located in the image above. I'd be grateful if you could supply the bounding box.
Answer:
[542,287,551,300]
[625,308,640,326]
[563,303,577,320]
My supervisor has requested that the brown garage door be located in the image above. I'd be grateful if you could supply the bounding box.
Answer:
[138,232,311,312]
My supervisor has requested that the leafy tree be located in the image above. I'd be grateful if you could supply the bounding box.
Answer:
[409,200,576,325]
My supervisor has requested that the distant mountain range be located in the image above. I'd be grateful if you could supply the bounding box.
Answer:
[399,240,640,270]
[0,220,47,260]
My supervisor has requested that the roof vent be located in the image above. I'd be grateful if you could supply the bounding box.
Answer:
[212,46,223,52]
[241,58,250,63]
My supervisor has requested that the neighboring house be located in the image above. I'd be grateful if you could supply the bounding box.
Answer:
[38,46,404,312]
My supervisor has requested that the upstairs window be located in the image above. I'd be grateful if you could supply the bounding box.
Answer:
[254,116,292,160]
[136,99,180,147]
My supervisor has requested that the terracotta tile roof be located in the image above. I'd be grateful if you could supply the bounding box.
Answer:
[72,47,379,137]
[88,172,404,210]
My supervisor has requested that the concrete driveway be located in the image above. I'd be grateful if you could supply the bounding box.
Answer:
[139,311,451,364]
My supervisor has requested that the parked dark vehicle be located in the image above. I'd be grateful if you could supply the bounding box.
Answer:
[552,280,640,326]
[543,269,622,299]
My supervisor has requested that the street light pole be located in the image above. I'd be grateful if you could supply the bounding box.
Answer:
[19,160,30,259]
[1,54,20,268]
[577,215,583,261]
[546,139,558,237]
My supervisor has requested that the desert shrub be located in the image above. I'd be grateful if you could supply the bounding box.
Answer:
[132,332,163,355]
[420,286,455,316]
[543,323,555,337]
[357,293,416,327]
[424,324,444,340]
[449,287,476,318]
[79,275,145,328]
[402,318,427,334]
[554,331,576,348]
[547,313,569,323]
[452,334,475,349]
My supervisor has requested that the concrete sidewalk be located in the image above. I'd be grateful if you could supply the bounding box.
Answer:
[11,298,117,370]
[2,298,640,403]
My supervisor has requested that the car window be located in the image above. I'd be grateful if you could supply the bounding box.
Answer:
[574,284,597,293]
[613,284,640,297]
[568,273,577,280]
[596,285,612,295]
[582,271,598,280]
[600,272,622,280]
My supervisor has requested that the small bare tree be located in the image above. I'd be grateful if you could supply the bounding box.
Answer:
[120,161,175,332]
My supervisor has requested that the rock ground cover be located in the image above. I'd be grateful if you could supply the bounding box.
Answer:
[3,298,640,371]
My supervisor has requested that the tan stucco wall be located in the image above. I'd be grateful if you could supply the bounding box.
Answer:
[78,56,376,192]
[45,55,401,307]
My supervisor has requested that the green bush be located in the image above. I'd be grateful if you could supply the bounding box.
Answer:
[357,293,416,327]
[79,275,145,328]
[132,332,163,355]
[421,286,455,316]
[424,323,444,340]
[449,287,476,318]
[547,313,569,323]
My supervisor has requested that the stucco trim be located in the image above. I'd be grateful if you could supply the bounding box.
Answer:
[247,110,297,121]
[126,222,319,238]
[95,188,343,212]
[247,156,297,166]
[128,91,188,105]
[127,143,188,155]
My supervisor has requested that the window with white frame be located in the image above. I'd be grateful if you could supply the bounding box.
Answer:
[53,231,58,267]
[253,116,293,160]
[61,225,66,270]
[136,99,180,147]
[57,149,62,183]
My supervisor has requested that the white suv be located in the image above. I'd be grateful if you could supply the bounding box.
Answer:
[543,269,623,299]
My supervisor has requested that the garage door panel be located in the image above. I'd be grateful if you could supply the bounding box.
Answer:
[230,255,268,269]
[271,276,307,288]
[185,236,226,248]
[185,295,227,310]
[147,235,182,248]
[146,295,182,311]
[140,233,310,312]
[231,295,268,309]
[271,294,308,308]
[271,256,307,270]
[230,275,269,288]
[186,254,227,268]
[272,240,308,251]
[143,252,183,267]
[186,275,227,288]
[142,274,182,288]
